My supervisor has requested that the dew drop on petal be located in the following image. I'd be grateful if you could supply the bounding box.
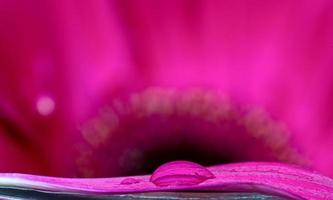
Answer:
[150,161,215,187]
[120,178,140,185]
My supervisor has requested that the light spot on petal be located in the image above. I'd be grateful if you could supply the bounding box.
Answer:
[36,96,55,116]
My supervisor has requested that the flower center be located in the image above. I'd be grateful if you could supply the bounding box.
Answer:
[77,88,304,177]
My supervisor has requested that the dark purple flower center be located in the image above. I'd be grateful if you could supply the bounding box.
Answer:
[77,88,304,177]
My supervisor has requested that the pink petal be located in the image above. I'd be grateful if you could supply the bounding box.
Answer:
[1,162,333,199]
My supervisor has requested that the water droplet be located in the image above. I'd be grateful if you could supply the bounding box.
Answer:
[150,161,215,187]
[120,178,140,185]
[36,96,55,116]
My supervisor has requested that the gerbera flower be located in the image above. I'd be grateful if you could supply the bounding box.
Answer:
[0,0,333,199]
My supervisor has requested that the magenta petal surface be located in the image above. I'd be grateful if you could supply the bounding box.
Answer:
[1,162,333,199]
